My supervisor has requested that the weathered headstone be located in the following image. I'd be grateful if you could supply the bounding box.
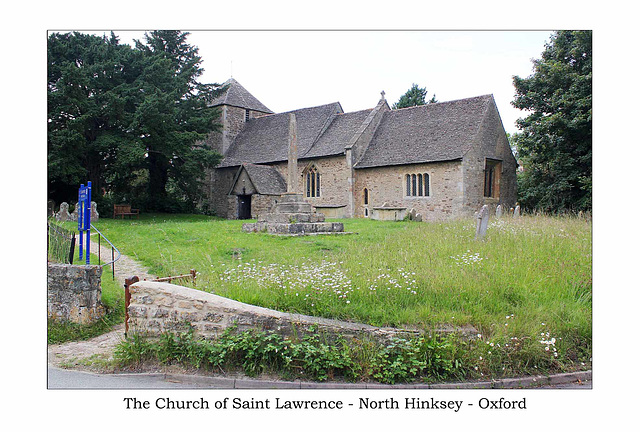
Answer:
[55,202,72,222]
[475,205,490,239]
[513,205,521,218]
[91,201,99,220]
[495,204,503,218]
[414,213,423,222]
[70,203,79,221]
[47,200,55,218]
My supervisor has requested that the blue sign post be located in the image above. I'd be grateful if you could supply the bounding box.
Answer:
[78,182,92,265]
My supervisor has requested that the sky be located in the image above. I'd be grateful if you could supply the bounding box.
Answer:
[88,30,554,135]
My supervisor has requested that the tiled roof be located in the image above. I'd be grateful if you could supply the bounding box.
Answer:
[240,163,286,195]
[210,78,274,114]
[304,108,373,159]
[218,102,343,168]
[354,95,493,168]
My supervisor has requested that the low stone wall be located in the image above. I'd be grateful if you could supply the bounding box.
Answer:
[47,263,104,324]
[128,281,477,341]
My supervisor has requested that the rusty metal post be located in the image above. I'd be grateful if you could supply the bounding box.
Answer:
[123,276,139,338]
[191,269,197,286]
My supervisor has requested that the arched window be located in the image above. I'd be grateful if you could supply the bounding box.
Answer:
[364,188,369,205]
[306,166,320,198]
[423,173,430,196]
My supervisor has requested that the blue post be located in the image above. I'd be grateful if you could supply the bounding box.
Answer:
[85,182,91,264]
[78,184,84,261]
[77,182,92,264]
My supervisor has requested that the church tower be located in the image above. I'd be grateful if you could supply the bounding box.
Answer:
[203,78,273,216]
[207,78,274,155]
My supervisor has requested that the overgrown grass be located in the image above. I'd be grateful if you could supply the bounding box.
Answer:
[74,213,591,376]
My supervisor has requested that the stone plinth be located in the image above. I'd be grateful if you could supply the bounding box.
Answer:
[48,263,105,324]
[243,193,345,235]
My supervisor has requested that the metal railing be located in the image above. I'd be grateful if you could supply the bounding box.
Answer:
[90,223,121,280]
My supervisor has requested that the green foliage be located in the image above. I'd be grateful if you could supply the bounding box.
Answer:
[47,31,223,213]
[95,214,590,380]
[371,335,462,384]
[393,83,437,109]
[512,31,592,212]
[114,328,467,383]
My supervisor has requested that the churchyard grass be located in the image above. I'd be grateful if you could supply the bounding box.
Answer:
[82,213,591,377]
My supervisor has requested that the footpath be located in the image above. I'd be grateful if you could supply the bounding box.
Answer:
[47,238,592,390]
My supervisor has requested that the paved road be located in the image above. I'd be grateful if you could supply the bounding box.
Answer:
[48,366,591,390]
[48,366,213,389]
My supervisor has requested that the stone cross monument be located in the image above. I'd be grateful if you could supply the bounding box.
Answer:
[241,112,344,235]
[286,113,298,194]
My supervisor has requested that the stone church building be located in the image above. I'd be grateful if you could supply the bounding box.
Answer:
[204,78,517,221]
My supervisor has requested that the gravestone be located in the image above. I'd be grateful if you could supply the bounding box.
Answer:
[70,203,79,221]
[55,202,73,222]
[513,205,521,218]
[475,205,490,240]
[414,213,423,222]
[91,201,99,220]
[47,200,55,218]
[495,204,503,218]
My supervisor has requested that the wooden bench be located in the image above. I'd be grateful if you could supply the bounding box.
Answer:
[113,204,140,219]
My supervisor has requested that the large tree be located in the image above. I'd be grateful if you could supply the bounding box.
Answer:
[47,31,223,213]
[48,32,141,205]
[393,83,437,109]
[132,31,223,211]
[512,31,592,212]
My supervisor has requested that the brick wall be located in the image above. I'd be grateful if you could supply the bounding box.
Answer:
[47,263,104,324]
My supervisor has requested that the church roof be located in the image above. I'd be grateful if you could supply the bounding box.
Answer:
[217,93,497,170]
[304,108,373,159]
[218,102,343,168]
[231,163,286,195]
[210,78,274,114]
[354,95,493,168]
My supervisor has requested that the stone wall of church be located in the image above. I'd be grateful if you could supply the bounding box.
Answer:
[271,156,351,209]
[462,101,517,214]
[207,167,237,218]
[203,105,275,217]
[354,161,465,221]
